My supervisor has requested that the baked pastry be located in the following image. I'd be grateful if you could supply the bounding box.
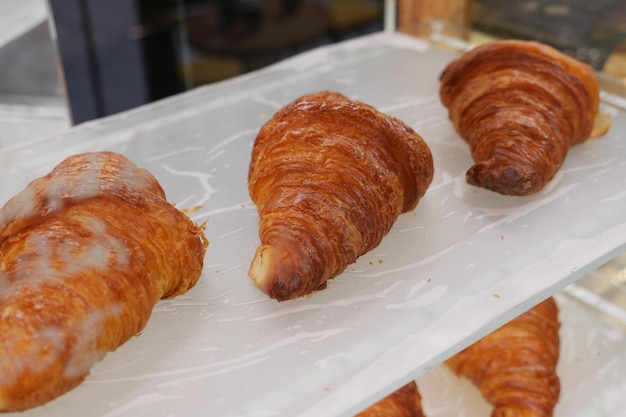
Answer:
[355,381,425,417]
[0,151,208,411]
[445,297,561,416]
[439,40,610,196]
[247,91,434,301]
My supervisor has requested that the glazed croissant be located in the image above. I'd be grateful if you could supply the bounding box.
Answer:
[355,381,425,417]
[439,40,610,196]
[247,91,434,301]
[0,151,208,412]
[445,297,561,417]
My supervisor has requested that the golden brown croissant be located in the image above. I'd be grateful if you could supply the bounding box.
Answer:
[445,297,561,417]
[439,40,610,196]
[247,91,434,301]
[0,151,208,412]
[355,381,425,417]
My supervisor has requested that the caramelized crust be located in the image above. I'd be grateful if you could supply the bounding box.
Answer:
[0,151,208,411]
[248,91,434,301]
[440,40,609,195]
[446,297,561,417]
[355,381,425,417]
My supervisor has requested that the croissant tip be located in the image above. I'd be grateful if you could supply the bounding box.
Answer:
[249,244,325,301]
[248,244,294,301]
[248,244,273,293]
[466,161,540,196]
[590,111,612,139]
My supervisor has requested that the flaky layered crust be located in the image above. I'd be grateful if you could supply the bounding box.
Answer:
[356,381,425,417]
[0,151,208,412]
[440,40,609,196]
[248,91,433,301]
[446,297,561,417]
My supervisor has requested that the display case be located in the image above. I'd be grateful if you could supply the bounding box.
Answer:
[1,30,626,416]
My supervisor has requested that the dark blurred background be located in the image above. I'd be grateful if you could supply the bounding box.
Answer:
[1,0,625,129]
[472,0,626,71]
[47,0,385,124]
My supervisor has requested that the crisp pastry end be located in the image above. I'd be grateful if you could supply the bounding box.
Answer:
[248,244,273,294]
[248,243,306,301]
[590,111,612,139]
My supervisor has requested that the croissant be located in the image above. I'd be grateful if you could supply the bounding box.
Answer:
[355,381,425,417]
[247,91,434,301]
[439,40,610,196]
[445,297,561,417]
[0,151,208,412]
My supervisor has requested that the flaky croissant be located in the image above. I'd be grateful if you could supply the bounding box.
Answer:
[445,297,561,417]
[0,151,208,412]
[439,40,610,196]
[247,91,434,301]
[355,381,425,417]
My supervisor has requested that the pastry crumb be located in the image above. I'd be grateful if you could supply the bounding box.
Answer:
[181,205,203,215]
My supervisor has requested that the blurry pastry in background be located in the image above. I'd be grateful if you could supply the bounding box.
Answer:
[355,297,560,416]
[446,297,561,416]
[355,381,425,417]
